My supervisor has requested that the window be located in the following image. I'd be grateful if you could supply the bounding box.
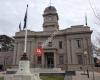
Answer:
[37,56,41,64]
[38,42,43,48]
[48,42,52,47]
[76,40,81,48]
[59,41,62,49]
[59,55,64,64]
[77,55,83,64]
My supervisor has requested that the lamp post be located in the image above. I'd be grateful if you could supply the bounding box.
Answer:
[84,51,89,78]
[84,51,88,69]
[92,54,95,80]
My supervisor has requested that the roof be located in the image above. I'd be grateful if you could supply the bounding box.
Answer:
[43,6,58,16]
[44,6,57,12]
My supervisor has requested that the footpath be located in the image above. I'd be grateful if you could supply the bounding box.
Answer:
[72,71,100,80]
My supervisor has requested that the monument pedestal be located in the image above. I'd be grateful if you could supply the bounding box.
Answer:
[4,74,33,80]
[4,72,41,80]
[4,53,41,80]
[13,74,34,80]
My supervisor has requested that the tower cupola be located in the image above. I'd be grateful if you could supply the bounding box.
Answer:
[43,6,59,31]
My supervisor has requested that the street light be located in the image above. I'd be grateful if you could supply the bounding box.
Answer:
[92,54,95,80]
[83,51,87,71]
[84,51,89,78]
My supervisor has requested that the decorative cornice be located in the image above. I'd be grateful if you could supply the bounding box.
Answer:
[43,48,58,51]
[14,30,92,39]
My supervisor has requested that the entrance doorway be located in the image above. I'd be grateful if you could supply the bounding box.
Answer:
[44,52,54,68]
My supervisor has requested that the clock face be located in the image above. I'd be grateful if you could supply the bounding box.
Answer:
[48,16,52,21]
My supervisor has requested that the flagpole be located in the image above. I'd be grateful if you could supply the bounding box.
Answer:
[19,22,21,31]
[24,4,28,54]
[24,26,27,53]
[85,13,87,26]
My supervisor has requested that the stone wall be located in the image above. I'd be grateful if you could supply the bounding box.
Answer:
[0,51,14,69]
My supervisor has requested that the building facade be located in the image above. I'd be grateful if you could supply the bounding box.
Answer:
[13,6,93,70]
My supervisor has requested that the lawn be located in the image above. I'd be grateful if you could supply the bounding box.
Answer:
[40,76,64,80]
[0,77,4,80]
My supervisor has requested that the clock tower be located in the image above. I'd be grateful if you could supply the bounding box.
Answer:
[43,6,59,31]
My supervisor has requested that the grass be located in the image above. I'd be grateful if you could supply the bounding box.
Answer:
[0,77,4,80]
[40,76,64,80]
[0,75,64,80]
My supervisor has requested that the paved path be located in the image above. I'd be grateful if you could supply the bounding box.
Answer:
[72,71,100,80]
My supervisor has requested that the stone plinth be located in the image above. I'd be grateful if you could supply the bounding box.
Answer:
[4,55,41,80]
[16,60,31,75]
[13,75,33,80]
[4,73,41,80]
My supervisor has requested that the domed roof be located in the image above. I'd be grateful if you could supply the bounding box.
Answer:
[43,6,57,15]
[44,6,57,12]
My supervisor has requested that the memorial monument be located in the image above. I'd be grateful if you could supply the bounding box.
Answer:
[4,4,41,80]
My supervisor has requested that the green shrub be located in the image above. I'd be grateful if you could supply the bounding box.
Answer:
[40,76,64,80]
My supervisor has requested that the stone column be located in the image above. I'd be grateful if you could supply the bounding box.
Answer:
[42,53,44,68]
[69,40,72,64]
[54,53,57,68]
[13,42,18,65]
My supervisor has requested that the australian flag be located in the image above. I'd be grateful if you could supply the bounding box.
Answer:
[23,5,28,30]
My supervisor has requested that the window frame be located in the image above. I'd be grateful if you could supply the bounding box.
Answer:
[77,54,83,64]
[76,39,81,48]
[59,55,64,64]
[59,41,63,49]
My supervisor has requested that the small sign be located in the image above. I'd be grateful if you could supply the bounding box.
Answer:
[36,48,43,56]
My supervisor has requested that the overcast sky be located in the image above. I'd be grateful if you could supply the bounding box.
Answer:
[0,0,100,43]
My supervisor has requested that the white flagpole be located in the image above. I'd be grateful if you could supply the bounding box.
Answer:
[24,5,28,53]
[24,27,27,53]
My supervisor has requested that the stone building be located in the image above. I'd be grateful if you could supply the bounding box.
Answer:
[13,6,93,70]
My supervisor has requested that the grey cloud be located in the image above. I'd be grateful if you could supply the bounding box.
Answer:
[0,0,100,38]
